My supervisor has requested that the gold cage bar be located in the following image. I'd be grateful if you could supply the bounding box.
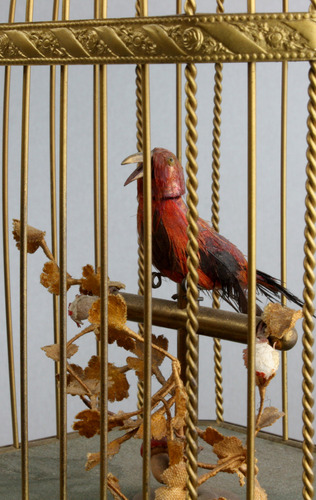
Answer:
[0,2,315,500]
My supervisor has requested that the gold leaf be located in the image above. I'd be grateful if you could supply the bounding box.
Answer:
[200,426,225,446]
[40,261,72,295]
[108,293,127,329]
[81,264,101,295]
[126,356,144,380]
[213,435,246,461]
[85,452,100,471]
[41,343,78,361]
[151,413,168,440]
[161,461,187,488]
[73,409,100,438]
[255,479,268,500]
[171,386,187,430]
[108,363,130,402]
[155,487,186,500]
[108,438,121,457]
[152,334,169,367]
[256,406,285,432]
[168,439,184,466]
[12,219,45,254]
[262,303,303,340]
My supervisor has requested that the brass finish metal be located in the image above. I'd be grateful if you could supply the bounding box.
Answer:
[122,292,297,351]
[140,2,152,496]
[2,0,19,450]
[211,0,225,425]
[247,1,256,498]
[1,13,316,66]
[20,3,34,497]
[50,0,60,440]
[135,0,145,411]
[281,0,289,442]
[302,60,316,500]
[184,2,199,497]
[99,3,109,499]
[59,2,70,498]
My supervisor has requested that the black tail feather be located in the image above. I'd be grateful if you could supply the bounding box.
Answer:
[256,270,304,309]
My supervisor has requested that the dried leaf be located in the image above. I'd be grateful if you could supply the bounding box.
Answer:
[168,439,184,466]
[255,478,268,500]
[161,461,187,488]
[108,293,127,329]
[108,438,121,457]
[262,303,303,340]
[151,413,168,440]
[81,264,101,295]
[200,426,225,446]
[213,436,246,461]
[108,363,130,402]
[107,473,126,500]
[126,355,144,380]
[256,406,285,432]
[152,334,169,367]
[12,219,45,254]
[155,486,186,500]
[85,452,100,471]
[40,261,72,295]
[73,409,100,438]
[67,362,100,396]
[41,343,78,361]
[171,386,187,430]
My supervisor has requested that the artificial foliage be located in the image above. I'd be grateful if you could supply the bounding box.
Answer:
[13,220,303,499]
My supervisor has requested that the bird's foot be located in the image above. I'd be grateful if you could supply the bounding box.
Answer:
[152,272,162,289]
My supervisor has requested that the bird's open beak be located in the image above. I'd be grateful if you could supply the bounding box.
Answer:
[122,151,152,186]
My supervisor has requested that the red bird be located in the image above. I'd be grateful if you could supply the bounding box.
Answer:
[122,147,303,314]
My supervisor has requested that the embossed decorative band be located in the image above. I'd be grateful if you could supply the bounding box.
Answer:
[0,12,315,65]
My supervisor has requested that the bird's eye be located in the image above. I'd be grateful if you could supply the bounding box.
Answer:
[167,157,175,166]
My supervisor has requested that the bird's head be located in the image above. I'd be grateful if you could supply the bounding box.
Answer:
[122,147,185,200]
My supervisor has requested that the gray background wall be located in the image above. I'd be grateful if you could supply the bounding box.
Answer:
[0,0,313,447]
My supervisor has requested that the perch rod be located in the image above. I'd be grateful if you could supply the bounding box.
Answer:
[121,292,297,351]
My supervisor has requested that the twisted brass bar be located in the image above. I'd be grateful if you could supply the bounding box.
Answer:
[135,0,145,411]
[302,60,316,500]
[211,0,224,425]
[2,0,19,449]
[184,0,199,494]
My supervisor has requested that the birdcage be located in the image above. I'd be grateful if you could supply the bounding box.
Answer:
[1,0,315,499]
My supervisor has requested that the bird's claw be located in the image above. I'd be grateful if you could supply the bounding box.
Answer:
[152,272,162,289]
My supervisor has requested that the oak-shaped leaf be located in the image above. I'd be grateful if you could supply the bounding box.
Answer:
[41,343,78,362]
[12,219,45,254]
[89,295,135,351]
[199,426,225,447]
[73,409,100,438]
[126,334,169,380]
[81,265,101,296]
[136,412,167,440]
[255,478,268,500]
[155,462,187,499]
[108,363,130,402]
[256,406,285,432]
[40,261,72,295]
[67,360,101,397]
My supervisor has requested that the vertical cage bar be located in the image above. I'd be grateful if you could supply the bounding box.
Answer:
[135,0,145,411]
[59,1,70,498]
[20,2,34,496]
[247,1,256,499]
[140,0,152,494]
[50,0,60,439]
[280,0,289,441]
[301,59,316,500]
[94,0,101,271]
[99,2,109,498]
[184,2,199,499]
[2,0,19,449]
[211,0,224,425]
[176,0,188,387]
